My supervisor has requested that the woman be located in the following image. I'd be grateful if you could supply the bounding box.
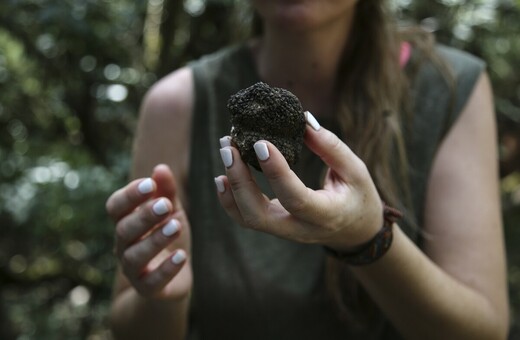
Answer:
[106,0,509,339]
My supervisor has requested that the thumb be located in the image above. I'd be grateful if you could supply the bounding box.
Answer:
[304,112,364,183]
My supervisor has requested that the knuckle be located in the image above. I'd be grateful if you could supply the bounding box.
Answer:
[121,250,137,270]
[351,158,370,181]
[105,197,115,215]
[354,157,368,172]
[141,270,167,294]
[283,188,310,214]
[243,215,262,230]
[140,277,155,292]
[330,135,344,153]
[220,197,235,211]
[105,190,123,219]
[266,167,287,183]
[150,232,166,250]
[135,281,154,297]
[226,175,242,190]
[321,221,338,234]
[138,206,160,226]
[115,222,129,244]
[285,196,307,214]
[124,186,139,206]
[322,129,343,153]
[156,265,171,283]
[228,175,254,192]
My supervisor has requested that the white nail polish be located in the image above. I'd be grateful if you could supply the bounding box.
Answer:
[219,136,231,148]
[220,148,233,168]
[254,142,269,161]
[162,219,180,236]
[138,178,153,194]
[171,250,186,265]
[214,177,225,193]
[305,111,321,131]
[152,199,169,215]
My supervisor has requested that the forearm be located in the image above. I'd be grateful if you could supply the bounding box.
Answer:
[110,288,190,340]
[350,226,508,340]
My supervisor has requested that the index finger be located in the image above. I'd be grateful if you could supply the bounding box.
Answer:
[253,140,333,224]
[106,177,156,221]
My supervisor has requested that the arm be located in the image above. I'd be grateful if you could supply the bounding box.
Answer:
[215,73,508,338]
[108,67,194,340]
[349,72,508,339]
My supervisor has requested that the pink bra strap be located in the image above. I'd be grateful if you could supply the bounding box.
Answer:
[400,41,412,68]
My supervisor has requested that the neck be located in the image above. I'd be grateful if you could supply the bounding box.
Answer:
[252,12,355,118]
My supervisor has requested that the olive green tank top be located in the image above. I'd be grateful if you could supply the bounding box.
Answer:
[186,44,484,339]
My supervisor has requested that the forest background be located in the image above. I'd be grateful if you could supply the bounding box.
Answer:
[1,0,519,339]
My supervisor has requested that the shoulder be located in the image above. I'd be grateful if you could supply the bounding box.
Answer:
[136,66,194,149]
[140,66,194,125]
[434,44,486,96]
[412,44,486,115]
[131,67,194,180]
[435,44,485,73]
[412,43,485,80]
[141,44,246,118]
[136,43,250,149]
[434,45,486,127]
[407,43,487,138]
[403,43,489,227]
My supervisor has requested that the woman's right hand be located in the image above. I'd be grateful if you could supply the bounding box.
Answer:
[106,164,192,300]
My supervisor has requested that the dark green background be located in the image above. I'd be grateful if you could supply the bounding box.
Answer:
[1,0,519,338]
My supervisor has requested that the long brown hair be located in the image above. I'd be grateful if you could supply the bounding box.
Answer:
[326,0,411,328]
[321,0,454,329]
[238,0,452,330]
[242,1,411,209]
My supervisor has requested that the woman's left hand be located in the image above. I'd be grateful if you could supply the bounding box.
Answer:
[215,116,385,252]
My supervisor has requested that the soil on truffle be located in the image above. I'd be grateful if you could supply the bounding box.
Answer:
[227,82,306,171]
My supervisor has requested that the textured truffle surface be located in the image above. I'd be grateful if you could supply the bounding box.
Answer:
[227,82,306,171]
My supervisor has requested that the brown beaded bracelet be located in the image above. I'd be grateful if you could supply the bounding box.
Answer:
[324,203,403,266]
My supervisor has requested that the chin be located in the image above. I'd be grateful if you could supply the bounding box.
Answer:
[253,0,356,32]
[266,4,316,29]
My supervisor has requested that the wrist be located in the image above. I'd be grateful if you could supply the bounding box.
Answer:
[325,200,385,252]
[324,202,403,266]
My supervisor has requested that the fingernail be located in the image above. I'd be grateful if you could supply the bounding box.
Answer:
[220,148,233,168]
[305,111,320,131]
[214,177,225,193]
[162,219,180,237]
[138,178,154,194]
[152,198,169,215]
[171,250,186,265]
[254,142,269,161]
[219,136,231,148]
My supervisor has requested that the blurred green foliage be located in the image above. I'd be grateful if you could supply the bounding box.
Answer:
[0,0,519,339]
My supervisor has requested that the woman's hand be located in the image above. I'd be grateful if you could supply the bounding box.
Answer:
[215,114,384,251]
[106,164,192,300]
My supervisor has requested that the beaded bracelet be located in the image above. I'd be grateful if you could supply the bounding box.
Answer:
[324,203,403,266]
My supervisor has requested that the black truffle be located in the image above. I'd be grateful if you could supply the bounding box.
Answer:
[227,82,306,171]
